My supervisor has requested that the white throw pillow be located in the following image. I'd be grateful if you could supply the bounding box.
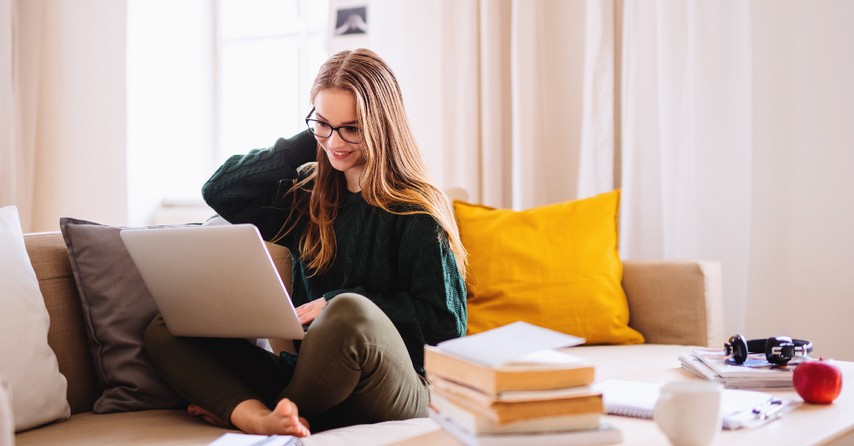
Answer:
[0,378,13,445]
[0,206,70,431]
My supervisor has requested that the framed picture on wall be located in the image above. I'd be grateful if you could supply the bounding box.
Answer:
[328,0,368,53]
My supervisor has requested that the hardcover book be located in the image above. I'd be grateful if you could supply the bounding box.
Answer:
[429,391,602,434]
[429,408,622,446]
[431,383,604,425]
[429,374,599,407]
[424,346,594,394]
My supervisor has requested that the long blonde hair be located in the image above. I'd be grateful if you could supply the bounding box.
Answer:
[281,49,467,279]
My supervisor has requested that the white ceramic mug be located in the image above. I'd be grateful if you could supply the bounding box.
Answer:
[654,381,723,446]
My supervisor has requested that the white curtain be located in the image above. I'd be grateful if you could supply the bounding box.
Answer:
[0,0,43,232]
[620,0,753,335]
[369,0,753,337]
[369,0,617,210]
[577,0,617,198]
[1,1,126,232]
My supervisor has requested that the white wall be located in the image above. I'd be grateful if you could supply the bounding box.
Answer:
[30,0,127,231]
[748,1,854,360]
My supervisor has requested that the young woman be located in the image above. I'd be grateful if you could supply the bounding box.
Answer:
[144,49,467,437]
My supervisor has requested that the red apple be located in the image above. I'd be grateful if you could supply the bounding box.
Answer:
[793,358,843,404]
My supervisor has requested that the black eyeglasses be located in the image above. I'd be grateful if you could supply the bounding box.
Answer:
[305,108,363,144]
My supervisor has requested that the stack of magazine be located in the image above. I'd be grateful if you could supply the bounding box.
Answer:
[679,349,799,388]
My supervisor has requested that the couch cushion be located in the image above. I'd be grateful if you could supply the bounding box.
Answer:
[14,410,229,446]
[0,206,71,431]
[59,218,185,413]
[454,190,644,345]
[13,409,439,446]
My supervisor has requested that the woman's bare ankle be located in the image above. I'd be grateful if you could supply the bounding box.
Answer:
[230,400,271,434]
[187,404,231,428]
[230,399,310,437]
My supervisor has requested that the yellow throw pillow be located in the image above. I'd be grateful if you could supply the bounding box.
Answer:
[454,190,644,345]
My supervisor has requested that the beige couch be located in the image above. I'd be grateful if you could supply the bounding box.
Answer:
[16,231,723,445]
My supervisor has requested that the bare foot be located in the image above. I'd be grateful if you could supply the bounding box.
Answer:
[230,398,311,437]
[187,404,231,428]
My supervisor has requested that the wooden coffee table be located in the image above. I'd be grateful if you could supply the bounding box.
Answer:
[396,345,854,445]
[602,363,854,446]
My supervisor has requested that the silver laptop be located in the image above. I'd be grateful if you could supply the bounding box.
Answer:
[120,224,305,340]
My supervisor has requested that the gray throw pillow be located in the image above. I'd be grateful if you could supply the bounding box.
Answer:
[59,218,186,413]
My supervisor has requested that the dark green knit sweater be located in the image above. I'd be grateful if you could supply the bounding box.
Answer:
[201,130,466,375]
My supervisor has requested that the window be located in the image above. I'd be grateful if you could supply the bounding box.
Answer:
[126,0,328,226]
[216,0,329,160]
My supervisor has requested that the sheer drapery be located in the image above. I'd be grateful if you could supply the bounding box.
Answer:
[0,1,126,232]
[370,0,617,210]
[0,0,42,232]
[370,0,752,336]
[620,1,753,334]
[578,0,618,198]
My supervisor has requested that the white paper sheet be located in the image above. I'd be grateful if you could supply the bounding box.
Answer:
[436,321,585,367]
[208,433,299,446]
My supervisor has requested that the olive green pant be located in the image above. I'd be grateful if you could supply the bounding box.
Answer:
[144,293,429,432]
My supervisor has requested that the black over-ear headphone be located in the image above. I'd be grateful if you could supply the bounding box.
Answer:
[723,334,813,365]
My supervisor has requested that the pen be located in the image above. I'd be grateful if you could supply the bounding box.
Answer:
[752,399,785,420]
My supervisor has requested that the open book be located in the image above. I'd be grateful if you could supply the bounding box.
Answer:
[593,379,799,430]
[429,391,602,435]
[425,321,592,394]
[434,321,586,368]
[425,346,594,394]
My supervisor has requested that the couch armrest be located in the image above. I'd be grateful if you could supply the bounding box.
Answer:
[622,261,724,347]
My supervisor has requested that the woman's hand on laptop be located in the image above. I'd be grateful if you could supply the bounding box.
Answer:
[296,297,327,325]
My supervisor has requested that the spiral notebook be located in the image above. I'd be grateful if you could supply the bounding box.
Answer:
[593,379,799,430]
[208,433,302,446]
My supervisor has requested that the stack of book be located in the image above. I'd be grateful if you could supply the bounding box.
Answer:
[679,349,796,389]
[425,345,622,445]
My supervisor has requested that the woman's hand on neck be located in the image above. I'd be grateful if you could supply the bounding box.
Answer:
[344,167,364,193]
